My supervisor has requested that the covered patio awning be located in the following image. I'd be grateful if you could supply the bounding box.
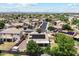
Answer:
[27,39,49,44]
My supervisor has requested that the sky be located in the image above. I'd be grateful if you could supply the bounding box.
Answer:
[0,3,79,13]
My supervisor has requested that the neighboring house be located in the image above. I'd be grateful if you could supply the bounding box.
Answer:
[74,33,79,40]
[31,19,39,22]
[74,15,79,19]
[5,23,12,28]
[0,18,6,21]
[27,32,49,46]
[11,23,23,28]
[0,28,23,42]
[29,19,39,28]
[5,23,23,29]
[53,20,65,29]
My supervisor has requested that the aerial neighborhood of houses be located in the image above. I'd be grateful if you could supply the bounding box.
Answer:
[0,13,79,56]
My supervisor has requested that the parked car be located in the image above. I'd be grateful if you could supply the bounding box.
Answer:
[11,46,19,52]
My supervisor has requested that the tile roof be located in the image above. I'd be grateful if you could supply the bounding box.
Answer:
[0,28,22,34]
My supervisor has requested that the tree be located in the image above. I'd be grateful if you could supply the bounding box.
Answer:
[50,33,76,56]
[58,15,68,23]
[48,26,55,31]
[62,24,72,30]
[45,18,51,22]
[0,21,5,29]
[50,46,60,56]
[26,40,43,56]
[72,18,79,25]
[36,28,42,33]
[44,44,50,54]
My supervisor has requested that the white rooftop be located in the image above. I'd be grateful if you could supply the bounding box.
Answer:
[27,32,49,44]
[27,39,49,44]
[32,19,39,22]
[11,23,23,26]
[0,28,22,34]
[5,23,11,26]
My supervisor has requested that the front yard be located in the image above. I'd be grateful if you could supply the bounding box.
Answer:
[0,42,16,51]
[0,53,21,56]
[0,53,14,56]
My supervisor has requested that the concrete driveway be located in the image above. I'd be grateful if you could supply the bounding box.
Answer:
[18,39,27,52]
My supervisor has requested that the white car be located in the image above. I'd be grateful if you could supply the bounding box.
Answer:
[11,46,19,52]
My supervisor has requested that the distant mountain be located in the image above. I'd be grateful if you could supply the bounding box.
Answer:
[0,11,79,14]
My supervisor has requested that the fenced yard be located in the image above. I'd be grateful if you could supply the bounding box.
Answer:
[0,42,16,51]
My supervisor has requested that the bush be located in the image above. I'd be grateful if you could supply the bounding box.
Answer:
[0,21,5,29]
[0,50,2,53]
[48,26,55,31]
[62,24,72,30]
[36,28,42,33]
[26,40,43,56]
[45,18,51,22]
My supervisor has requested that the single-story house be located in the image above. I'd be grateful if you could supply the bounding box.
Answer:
[53,20,65,29]
[27,32,49,46]
[11,23,23,28]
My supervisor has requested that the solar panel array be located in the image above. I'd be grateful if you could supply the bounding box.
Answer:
[30,34,45,39]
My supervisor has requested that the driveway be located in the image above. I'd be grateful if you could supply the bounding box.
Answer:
[18,39,27,52]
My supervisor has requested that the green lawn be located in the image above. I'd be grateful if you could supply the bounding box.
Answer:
[0,53,21,56]
[0,53,14,56]
[72,19,79,26]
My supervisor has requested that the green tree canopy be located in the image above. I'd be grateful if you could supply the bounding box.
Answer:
[36,28,42,33]
[50,33,76,56]
[0,20,5,29]
[45,18,52,22]
[26,40,43,56]
[59,15,68,23]
[72,18,79,26]
[48,26,55,31]
[62,24,72,30]
[44,44,50,54]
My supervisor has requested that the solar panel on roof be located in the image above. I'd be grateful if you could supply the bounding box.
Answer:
[30,34,45,39]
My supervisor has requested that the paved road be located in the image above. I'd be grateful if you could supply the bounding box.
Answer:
[40,21,48,32]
